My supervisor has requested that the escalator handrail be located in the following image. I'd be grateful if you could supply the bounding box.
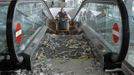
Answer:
[6,0,18,63]
[117,0,130,62]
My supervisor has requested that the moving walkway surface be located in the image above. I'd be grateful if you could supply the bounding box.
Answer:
[0,0,132,75]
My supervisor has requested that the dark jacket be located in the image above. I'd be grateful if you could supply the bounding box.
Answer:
[57,11,67,18]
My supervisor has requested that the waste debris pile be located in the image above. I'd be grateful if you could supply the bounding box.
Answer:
[16,33,108,75]
[40,34,92,59]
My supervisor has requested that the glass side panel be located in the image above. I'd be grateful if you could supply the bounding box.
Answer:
[0,3,10,53]
[125,1,134,68]
[12,0,48,53]
[76,2,122,54]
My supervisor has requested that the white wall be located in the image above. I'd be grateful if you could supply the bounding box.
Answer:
[50,8,75,19]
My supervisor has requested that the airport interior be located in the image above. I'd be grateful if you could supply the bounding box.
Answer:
[0,0,134,75]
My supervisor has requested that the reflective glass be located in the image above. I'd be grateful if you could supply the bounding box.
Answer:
[77,2,122,54]
[0,3,10,53]
[12,0,47,53]
[125,1,134,68]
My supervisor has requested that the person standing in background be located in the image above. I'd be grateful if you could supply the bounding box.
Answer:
[51,1,54,7]
[56,8,68,30]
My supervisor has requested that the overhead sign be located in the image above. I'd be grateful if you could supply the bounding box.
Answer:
[16,22,22,44]
[112,23,120,43]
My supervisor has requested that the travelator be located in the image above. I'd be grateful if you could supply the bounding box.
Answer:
[0,0,131,75]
